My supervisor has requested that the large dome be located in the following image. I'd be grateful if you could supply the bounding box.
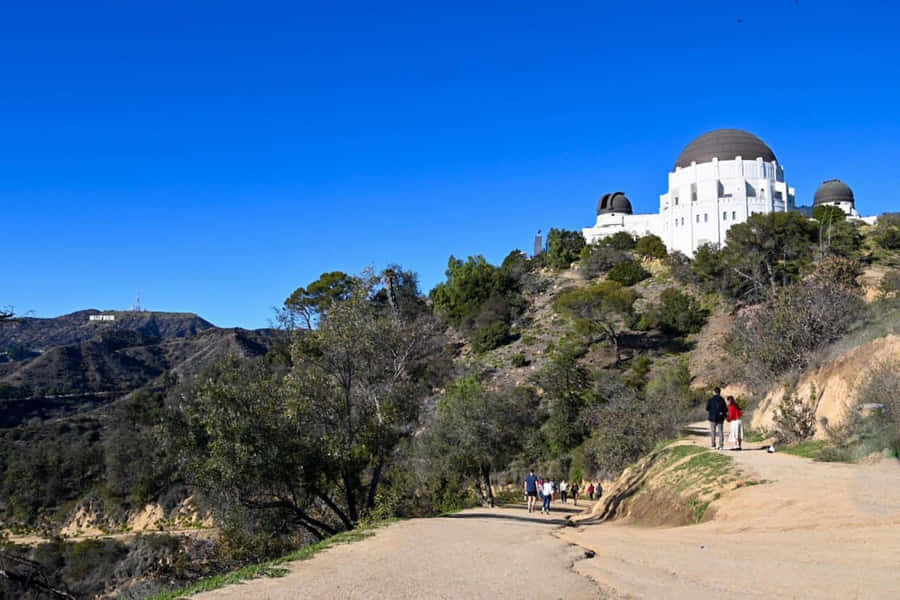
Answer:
[814,179,854,206]
[675,128,776,169]
[597,191,633,215]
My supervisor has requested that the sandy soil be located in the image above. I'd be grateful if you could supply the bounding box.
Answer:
[192,503,606,600]
[563,428,900,599]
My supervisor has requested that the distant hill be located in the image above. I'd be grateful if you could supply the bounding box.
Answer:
[0,309,216,351]
[0,311,285,427]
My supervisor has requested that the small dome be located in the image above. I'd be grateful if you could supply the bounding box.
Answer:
[675,128,776,169]
[814,179,854,206]
[597,192,633,215]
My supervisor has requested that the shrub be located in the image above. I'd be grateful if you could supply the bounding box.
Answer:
[635,234,667,259]
[580,395,676,477]
[729,279,864,380]
[607,260,651,286]
[880,270,900,296]
[773,387,817,444]
[545,228,586,270]
[579,245,630,279]
[471,321,511,353]
[603,231,637,251]
[510,353,528,368]
[874,213,900,250]
[656,288,707,335]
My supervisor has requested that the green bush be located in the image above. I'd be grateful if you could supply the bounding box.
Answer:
[656,288,707,335]
[471,321,512,353]
[579,244,630,279]
[874,213,900,250]
[545,228,586,270]
[510,352,528,368]
[607,260,651,286]
[635,234,668,259]
[602,231,637,251]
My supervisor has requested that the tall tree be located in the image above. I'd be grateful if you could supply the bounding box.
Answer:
[554,281,639,362]
[427,376,539,506]
[169,269,445,536]
[282,271,358,329]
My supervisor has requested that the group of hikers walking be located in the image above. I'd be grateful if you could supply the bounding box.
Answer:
[522,471,602,514]
[706,387,743,450]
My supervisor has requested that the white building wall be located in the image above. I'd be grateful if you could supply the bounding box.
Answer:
[658,157,793,256]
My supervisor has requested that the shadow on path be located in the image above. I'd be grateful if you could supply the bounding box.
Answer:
[443,512,573,526]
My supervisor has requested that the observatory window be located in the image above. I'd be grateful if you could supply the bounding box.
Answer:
[681,217,684,226]
[696,215,700,223]
[732,211,737,220]
[691,183,697,202]
[704,213,708,223]
[723,211,727,221]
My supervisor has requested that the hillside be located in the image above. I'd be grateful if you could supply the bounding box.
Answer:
[0,314,284,427]
[0,309,215,352]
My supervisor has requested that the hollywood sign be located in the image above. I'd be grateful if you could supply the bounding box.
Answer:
[89,315,115,322]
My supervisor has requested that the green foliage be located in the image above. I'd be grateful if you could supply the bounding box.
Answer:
[530,351,591,455]
[655,288,707,336]
[874,213,900,250]
[773,386,818,444]
[283,271,358,328]
[510,352,528,368]
[430,256,522,344]
[812,204,846,224]
[729,278,864,380]
[166,270,446,538]
[545,228,586,270]
[579,394,676,477]
[471,321,511,353]
[607,260,651,286]
[722,212,818,301]
[644,356,696,419]
[555,281,638,361]
[881,269,900,296]
[621,354,652,390]
[819,219,863,257]
[425,377,541,504]
[603,231,637,251]
[691,243,725,291]
[579,244,630,279]
[635,234,668,259]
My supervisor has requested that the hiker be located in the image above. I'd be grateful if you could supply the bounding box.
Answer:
[595,482,602,499]
[524,470,539,513]
[537,477,544,500]
[587,482,595,500]
[541,478,554,514]
[706,387,728,450]
[727,396,744,450]
[560,479,568,503]
[571,481,579,506]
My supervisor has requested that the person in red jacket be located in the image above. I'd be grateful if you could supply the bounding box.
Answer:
[727,396,743,450]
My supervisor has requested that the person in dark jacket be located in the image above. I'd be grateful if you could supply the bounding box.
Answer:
[706,387,728,450]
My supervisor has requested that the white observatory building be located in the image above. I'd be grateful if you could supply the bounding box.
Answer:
[583,128,797,256]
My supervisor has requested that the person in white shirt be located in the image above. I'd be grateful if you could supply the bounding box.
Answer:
[541,480,554,514]
[559,480,568,503]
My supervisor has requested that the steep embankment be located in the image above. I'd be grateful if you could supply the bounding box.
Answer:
[751,334,900,436]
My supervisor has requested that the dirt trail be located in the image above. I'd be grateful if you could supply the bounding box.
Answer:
[192,503,608,600]
[192,426,899,599]
[561,424,900,599]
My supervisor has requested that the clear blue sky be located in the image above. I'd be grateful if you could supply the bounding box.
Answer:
[4,1,899,328]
